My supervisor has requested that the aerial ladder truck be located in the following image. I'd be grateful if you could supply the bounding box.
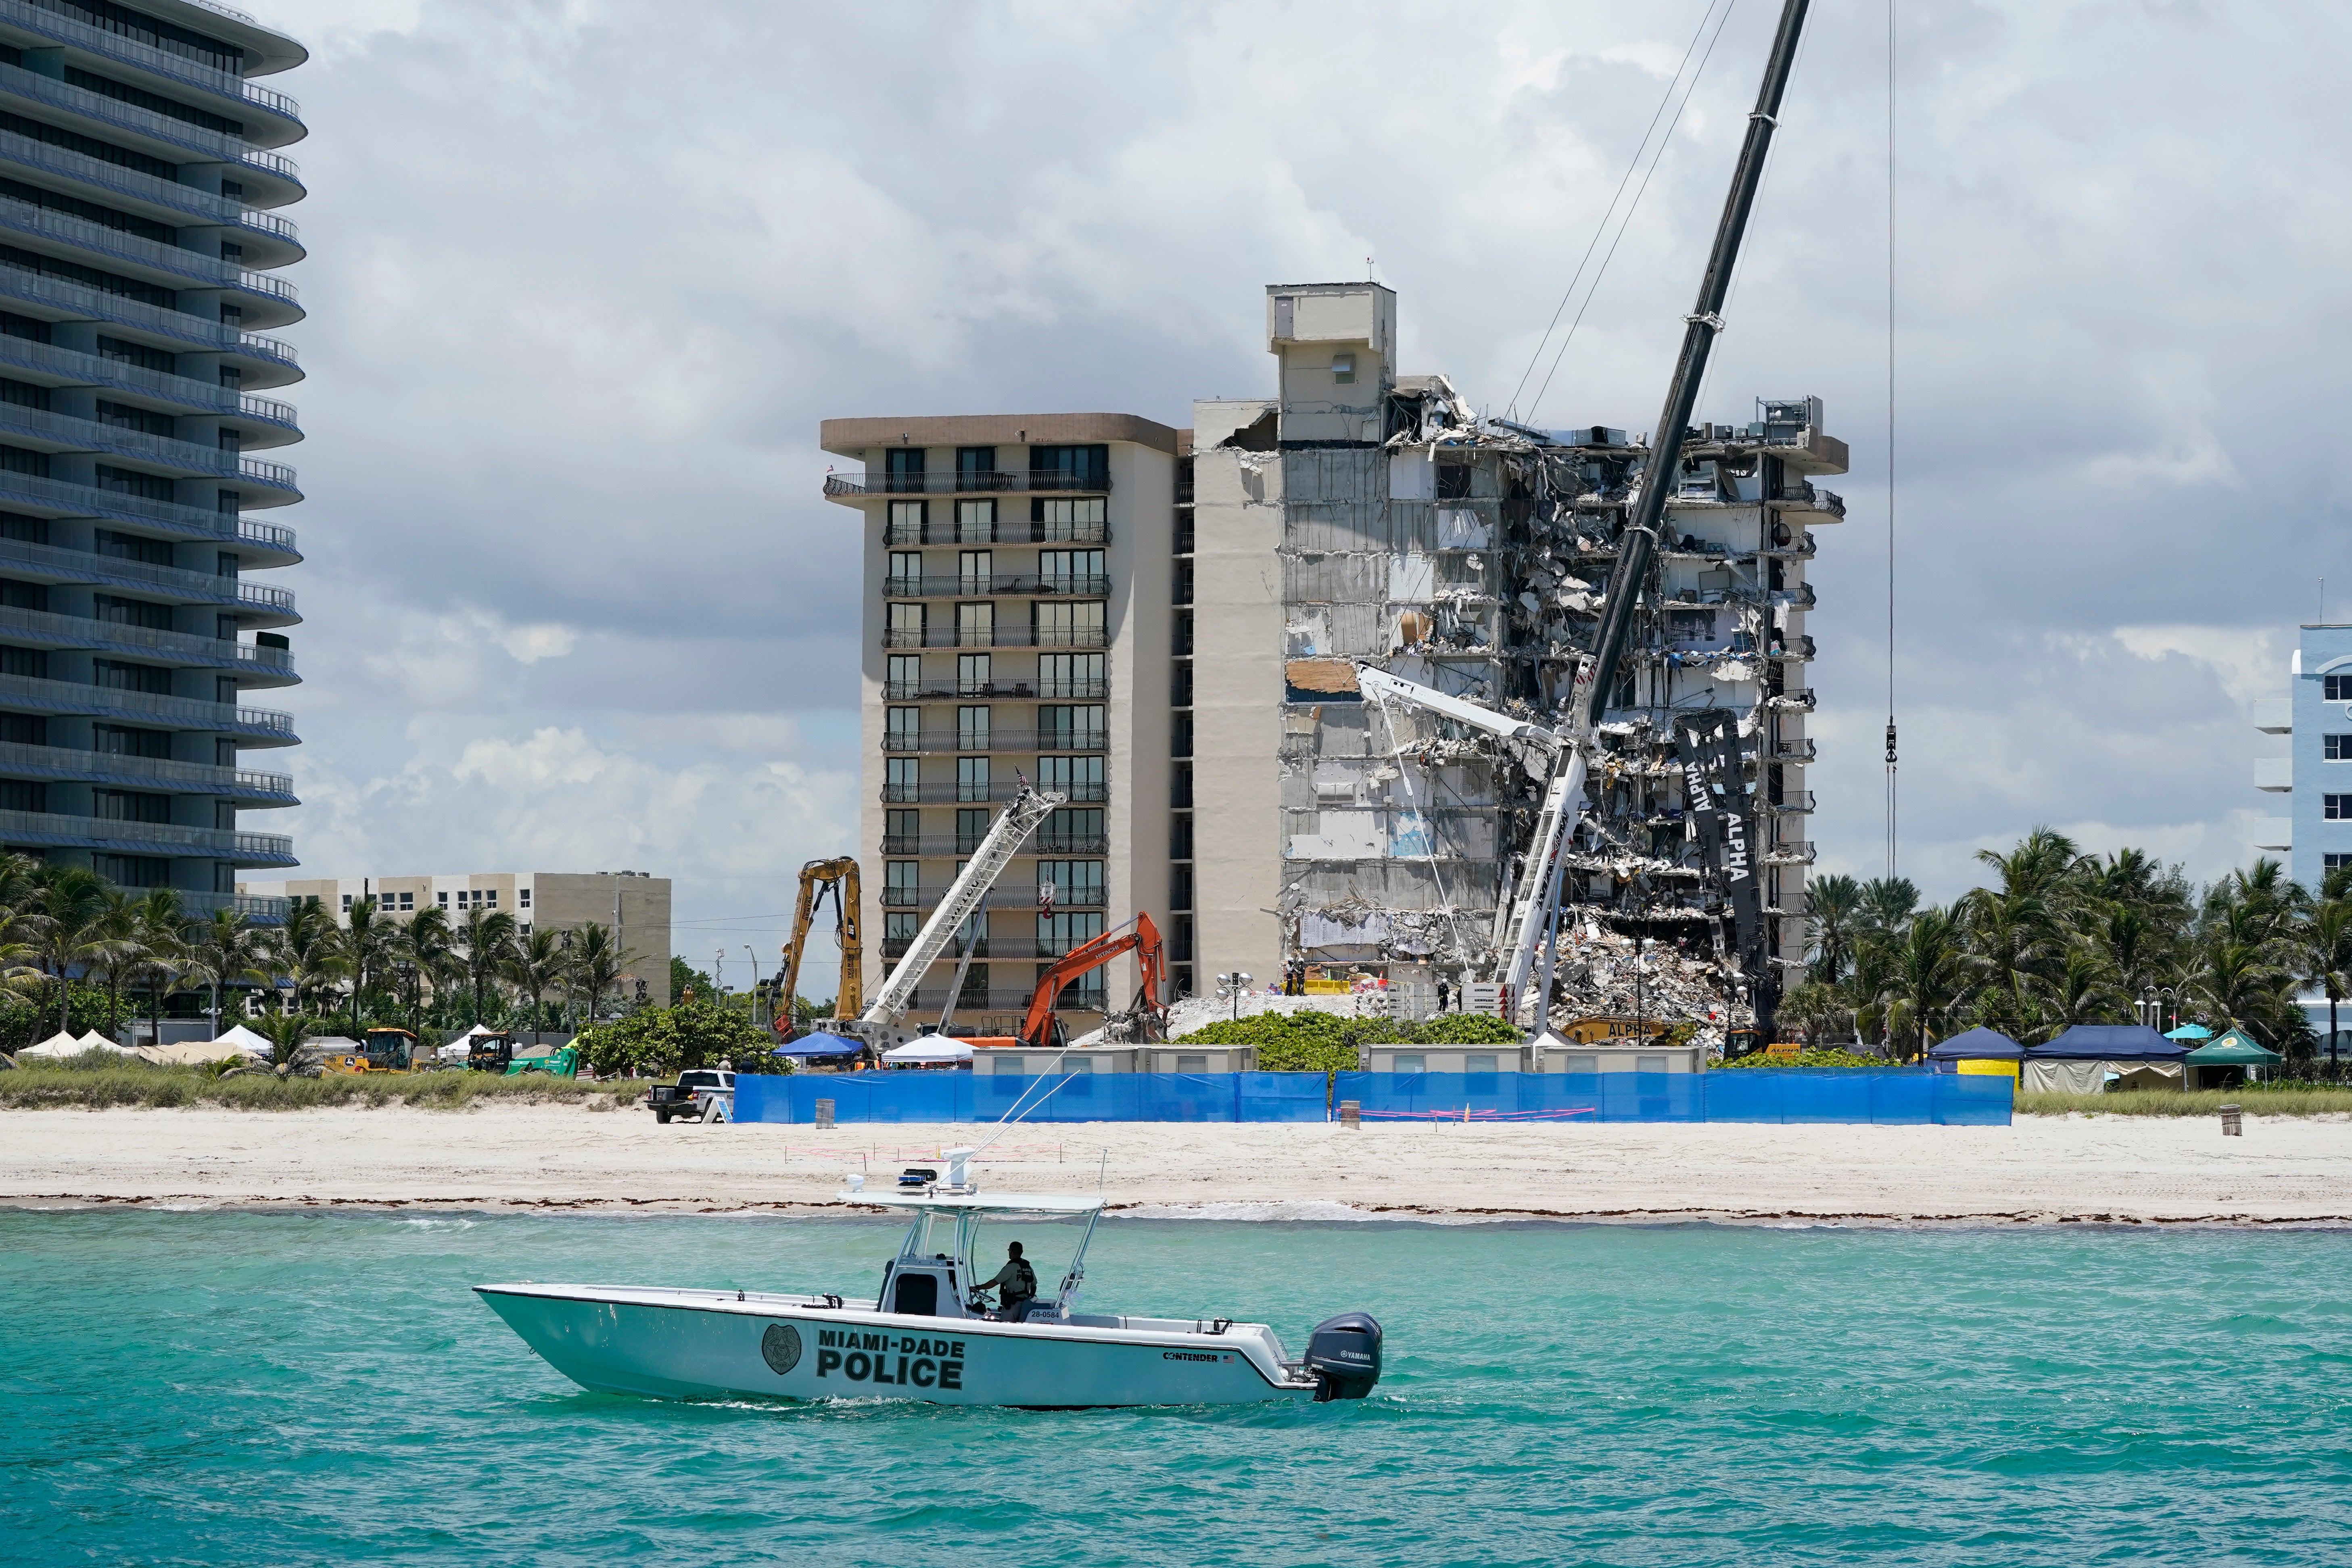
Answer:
[812,782,1065,1061]
[1359,0,1810,1044]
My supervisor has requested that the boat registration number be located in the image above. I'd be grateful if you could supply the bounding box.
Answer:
[815,1329,965,1390]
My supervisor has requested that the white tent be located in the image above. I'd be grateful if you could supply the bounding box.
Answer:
[20,1030,138,1059]
[884,1038,974,1064]
[77,1029,121,1051]
[214,1023,271,1053]
[142,1040,257,1066]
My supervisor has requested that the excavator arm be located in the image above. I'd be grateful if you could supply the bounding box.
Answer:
[1014,912,1165,1048]
[779,857,863,1038]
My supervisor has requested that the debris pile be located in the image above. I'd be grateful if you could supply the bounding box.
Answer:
[1540,927,1754,1052]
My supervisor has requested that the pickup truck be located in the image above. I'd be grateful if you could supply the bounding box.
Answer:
[650,1069,735,1124]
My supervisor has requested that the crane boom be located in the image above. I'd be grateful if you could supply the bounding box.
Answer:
[847,783,1064,1045]
[1359,0,1812,1031]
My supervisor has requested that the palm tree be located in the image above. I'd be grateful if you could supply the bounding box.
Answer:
[2029,943,2128,1042]
[186,906,268,1038]
[2302,898,2352,1066]
[564,921,640,1027]
[1879,904,1973,1059]
[249,1008,313,1077]
[124,887,186,1047]
[1804,873,1863,986]
[2193,938,2296,1045]
[504,925,569,1036]
[334,896,398,1034]
[259,897,345,1017]
[23,866,116,1035]
[393,904,455,1034]
[1857,876,1920,935]
[455,908,518,1023]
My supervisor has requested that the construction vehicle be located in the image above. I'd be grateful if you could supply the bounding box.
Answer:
[962,913,1168,1051]
[812,783,1064,1061]
[1354,0,1809,1042]
[504,1044,579,1079]
[777,857,862,1041]
[318,1027,420,1075]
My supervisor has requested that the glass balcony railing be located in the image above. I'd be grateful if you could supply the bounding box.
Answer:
[0,737,292,798]
[0,603,295,675]
[825,470,1109,498]
[0,0,302,122]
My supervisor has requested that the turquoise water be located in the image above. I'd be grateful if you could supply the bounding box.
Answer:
[3,1212,2347,1566]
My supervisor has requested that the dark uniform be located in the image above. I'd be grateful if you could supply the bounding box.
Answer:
[979,1248,1038,1320]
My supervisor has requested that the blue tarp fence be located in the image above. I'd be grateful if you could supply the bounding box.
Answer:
[732,1068,2008,1126]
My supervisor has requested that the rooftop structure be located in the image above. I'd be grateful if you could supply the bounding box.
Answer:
[2251,624,2352,891]
[0,0,309,919]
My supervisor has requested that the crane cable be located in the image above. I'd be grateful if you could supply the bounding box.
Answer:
[1884,0,1899,879]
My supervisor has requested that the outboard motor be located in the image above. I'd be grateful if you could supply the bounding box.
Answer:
[1304,1311,1383,1401]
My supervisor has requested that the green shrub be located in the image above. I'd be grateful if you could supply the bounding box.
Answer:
[572,999,792,1079]
[1174,1006,1527,1070]
[1715,1047,1894,1069]
[0,1058,643,1111]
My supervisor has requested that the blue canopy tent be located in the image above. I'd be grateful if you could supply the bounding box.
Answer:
[1926,1027,2023,1075]
[773,1034,865,1064]
[2025,1025,2187,1093]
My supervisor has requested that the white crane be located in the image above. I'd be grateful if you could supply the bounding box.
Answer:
[825,783,1065,1056]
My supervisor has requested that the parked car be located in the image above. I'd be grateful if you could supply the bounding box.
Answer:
[650,1069,735,1123]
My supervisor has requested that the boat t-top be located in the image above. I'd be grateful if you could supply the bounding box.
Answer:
[476,1149,1382,1409]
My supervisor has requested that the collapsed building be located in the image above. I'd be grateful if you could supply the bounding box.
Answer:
[1188,282,1846,1013]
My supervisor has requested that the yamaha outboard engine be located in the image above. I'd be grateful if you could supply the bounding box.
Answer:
[1304,1311,1382,1401]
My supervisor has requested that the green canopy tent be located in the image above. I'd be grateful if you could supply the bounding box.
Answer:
[2183,1029,2282,1090]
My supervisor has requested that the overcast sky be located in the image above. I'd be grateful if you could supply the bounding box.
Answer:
[262,0,2343,990]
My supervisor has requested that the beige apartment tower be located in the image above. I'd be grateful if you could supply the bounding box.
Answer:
[242,870,673,1006]
[820,416,1178,1035]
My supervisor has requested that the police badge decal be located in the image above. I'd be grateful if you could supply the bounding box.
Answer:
[760,1323,803,1375]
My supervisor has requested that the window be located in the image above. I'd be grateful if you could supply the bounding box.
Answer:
[0,377,48,411]
[956,601,994,646]
[1040,652,1103,699]
[401,892,416,910]
[94,854,168,888]
[2328,735,2352,761]
[0,444,48,479]
[437,891,448,906]
[2327,854,2352,873]
[1034,496,1107,540]
[1029,444,1107,491]
[956,447,995,489]
[956,808,989,853]
[885,861,921,900]
[1036,860,1105,906]
[0,646,46,678]
[955,704,990,750]
[1037,754,1103,800]
[886,756,921,800]
[340,893,352,912]
[93,659,171,694]
[1039,704,1105,748]
[95,790,171,823]
[94,725,169,758]
[887,653,924,697]
[886,602,926,646]
[96,335,173,373]
[94,464,170,501]
[959,550,992,593]
[1177,1054,1208,1073]
[887,551,922,593]
[1037,910,1105,956]
[1436,464,1471,500]
[0,513,48,546]
[1032,601,1104,647]
[886,808,919,849]
[2329,795,2352,821]
[1172,711,1193,758]
[1169,813,1192,859]
[1638,1056,1668,1074]
[886,499,924,543]
[94,594,172,630]
[1172,760,1193,808]
[884,447,925,490]
[2329,675,2352,702]
[956,653,991,695]
[1171,662,1193,706]
[96,399,173,436]
[884,911,919,945]
[1169,864,1193,911]
[485,889,497,907]
[956,498,995,543]
[956,756,990,802]
[1042,807,1104,853]
[1391,1053,1426,1074]
[1039,549,1105,591]
[887,707,920,748]
[0,779,46,812]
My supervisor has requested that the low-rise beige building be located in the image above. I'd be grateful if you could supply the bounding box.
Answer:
[239,870,673,1006]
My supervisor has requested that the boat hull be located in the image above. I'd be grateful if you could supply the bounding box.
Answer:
[476,1284,1321,1408]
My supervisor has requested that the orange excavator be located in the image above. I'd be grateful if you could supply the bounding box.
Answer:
[964,912,1167,1051]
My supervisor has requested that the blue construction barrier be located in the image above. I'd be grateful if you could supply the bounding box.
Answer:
[732,1068,2009,1126]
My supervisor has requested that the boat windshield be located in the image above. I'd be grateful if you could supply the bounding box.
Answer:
[895,1206,1101,1313]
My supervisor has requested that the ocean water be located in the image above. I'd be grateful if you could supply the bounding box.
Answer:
[2,1211,2347,1567]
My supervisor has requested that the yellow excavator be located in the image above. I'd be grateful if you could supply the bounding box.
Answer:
[777,858,861,1041]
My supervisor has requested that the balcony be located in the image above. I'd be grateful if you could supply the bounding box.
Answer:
[879,884,1108,910]
[0,129,301,264]
[881,780,1107,805]
[826,470,1110,498]
[0,737,294,802]
[1774,482,1846,521]
[2255,758,2293,793]
[1764,689,1817,712]
[0,332,301,439]
[0,195,301,324]
[0,603,296,683]
[0,402,301,492]
[880,835,1109,857]
[0,63,301,198]
[884,518,1109,547]
[885,573,1111,599]
[0,670,295,742]
[2253,698,2291,735]
[884,679,1108,702]
[0,467,298,550]
[1761,840,1818,866]
[0,804,295,864]
[0,266,299,385]
[1764,790,1816,814]
[883,626,1107,650]
[0,0,303,129]
[1762,529,1818,559]
[1766,636,1817,662]
[1767,738,1817,763]
[0,537,297,620]
[884,727,1106,755]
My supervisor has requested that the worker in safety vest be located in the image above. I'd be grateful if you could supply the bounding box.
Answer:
[976,1241,1038,1320]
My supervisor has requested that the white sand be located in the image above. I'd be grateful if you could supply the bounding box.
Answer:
[3,1104,2350,1223]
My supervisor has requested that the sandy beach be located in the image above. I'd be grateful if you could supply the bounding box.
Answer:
[2,1104,2348,1223]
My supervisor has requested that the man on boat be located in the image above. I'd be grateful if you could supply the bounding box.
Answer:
[977,1241,1038,1321]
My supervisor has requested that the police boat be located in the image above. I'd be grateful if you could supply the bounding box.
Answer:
[475,1150,1383,1409]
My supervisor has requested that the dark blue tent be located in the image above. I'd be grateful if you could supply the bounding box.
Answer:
[1928,1026,2024,1061]
[2031,1024,2186,1061]
[773,1035,864,1060]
